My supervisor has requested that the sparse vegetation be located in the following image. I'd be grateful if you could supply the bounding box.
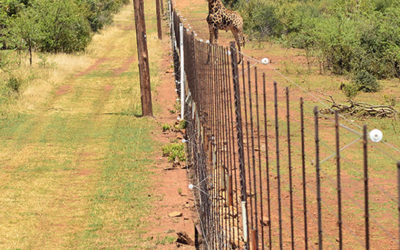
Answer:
[162,123,171,132]
[162,143,186,162]
[235,0,400,81]
[6,76,22,93]
[175,119,187,130]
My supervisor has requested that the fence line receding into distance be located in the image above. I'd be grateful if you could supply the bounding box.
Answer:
[167,1,400,249]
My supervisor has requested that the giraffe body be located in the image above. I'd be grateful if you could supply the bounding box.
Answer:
[206,0,245,51]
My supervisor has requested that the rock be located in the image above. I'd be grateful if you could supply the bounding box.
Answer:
[169,211,183,218]
[261,216,270,226]
[173,160,181,168]
[176,232,194,246]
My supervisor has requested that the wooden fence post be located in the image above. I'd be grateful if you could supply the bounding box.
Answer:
[133,0,153,116]
[156,0,162,40]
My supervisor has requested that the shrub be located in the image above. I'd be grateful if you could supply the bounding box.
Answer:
[6,76,22,93]
[353,70,380,92]
[176,120,187,130]
[222,0,239,8]
[78,0,130,32]
[162,143,186,162]
[34,0,91,53]
[2,0,130,54]
[342,83,359,100]
[235,0,400,80]
[237,0,281,40]
[162,123,171,132]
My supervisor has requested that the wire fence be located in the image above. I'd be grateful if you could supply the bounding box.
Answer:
[168,1,400,249]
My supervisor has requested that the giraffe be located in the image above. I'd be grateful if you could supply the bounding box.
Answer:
[206,0,245,57]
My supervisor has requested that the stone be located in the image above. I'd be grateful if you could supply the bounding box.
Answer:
[261,216,270,226]
[176,232,194,246]
[169,211,183,218]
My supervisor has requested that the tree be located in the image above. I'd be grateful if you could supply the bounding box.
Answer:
[8,7,42,65]
[34,0,91,53]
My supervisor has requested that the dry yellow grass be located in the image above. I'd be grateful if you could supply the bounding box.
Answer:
[0,1,168,248]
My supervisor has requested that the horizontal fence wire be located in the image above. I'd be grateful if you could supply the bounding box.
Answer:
[168,1,400,249]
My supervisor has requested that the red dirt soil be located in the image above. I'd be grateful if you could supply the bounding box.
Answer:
[170,1,398,249]
[75,58,109,77]
[146,24,196,249]
[55,85,73,96]
[113,56,136,76]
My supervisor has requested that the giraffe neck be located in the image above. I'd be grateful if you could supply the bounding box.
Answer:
[208,0,224,14]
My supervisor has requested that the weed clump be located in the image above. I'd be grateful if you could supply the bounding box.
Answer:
[175,120,187,130]
[6,77,22,93]
[162,143,186,162]
[162,123,171,132]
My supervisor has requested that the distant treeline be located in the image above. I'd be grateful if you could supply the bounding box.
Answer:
[0,0,129,55]
[225,0,400,84]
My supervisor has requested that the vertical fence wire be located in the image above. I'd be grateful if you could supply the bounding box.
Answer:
[300,97,309,250]
[363,125,370,250]
[286,87,295,250]
[335,111,343,250]
[169,4,399,249]
[314,107,323,250]
[274,81,283,250]
[263,73,273,250]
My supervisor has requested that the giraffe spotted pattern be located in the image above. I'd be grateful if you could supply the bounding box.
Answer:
[206,0,245,52]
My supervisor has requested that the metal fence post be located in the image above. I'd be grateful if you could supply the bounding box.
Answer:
[314,106,322,250]
[397,161,400,250]
[179,23,185,120]
[230,41,249,249]
[363,125,370,250]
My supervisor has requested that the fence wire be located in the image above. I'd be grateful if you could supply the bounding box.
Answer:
[168,1,400,249]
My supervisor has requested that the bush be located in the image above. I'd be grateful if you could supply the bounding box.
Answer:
[353,70,380,92]
[6,76,22,93]
[222,0,239,8]
[78,0,130,32]
[34,0,91,53]
[2,0,129,54]
[342,83,359,99]
[236,0,400,80]
[237,0,281,40]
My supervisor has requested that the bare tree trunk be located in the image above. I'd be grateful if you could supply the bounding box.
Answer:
[29,40,32,66]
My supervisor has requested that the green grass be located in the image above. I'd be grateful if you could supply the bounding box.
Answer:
[0,1,167,248]
[76,118,157,248]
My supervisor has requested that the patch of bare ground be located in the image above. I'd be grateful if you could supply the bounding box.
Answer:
[146,37,196,249]
[113,56,136,76]
[55,85,73,96]
[74,57,109,77]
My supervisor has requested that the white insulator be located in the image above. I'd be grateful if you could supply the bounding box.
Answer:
[369,129,383,143]
[261,57,270,65]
